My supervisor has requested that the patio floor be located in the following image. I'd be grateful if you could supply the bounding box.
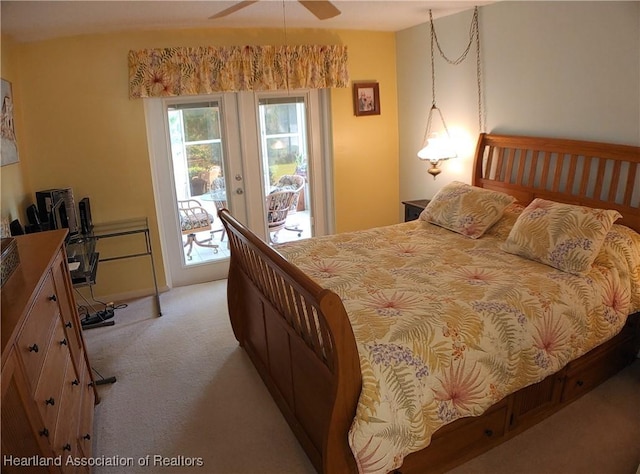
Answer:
[183,208,311,265]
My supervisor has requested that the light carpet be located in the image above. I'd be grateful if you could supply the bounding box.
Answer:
[84,281,640,474]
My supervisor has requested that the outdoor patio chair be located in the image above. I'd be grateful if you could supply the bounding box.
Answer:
[178,199,220,260]
[265,190,295,243]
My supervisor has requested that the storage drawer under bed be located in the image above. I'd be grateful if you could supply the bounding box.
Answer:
[562,329,636,403]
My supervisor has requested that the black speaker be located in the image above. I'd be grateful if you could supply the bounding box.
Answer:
[25,204,43,233]
[9,219,24,236]
[79,197,93,234]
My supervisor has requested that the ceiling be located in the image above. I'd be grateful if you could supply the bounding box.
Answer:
[1,1,492,43]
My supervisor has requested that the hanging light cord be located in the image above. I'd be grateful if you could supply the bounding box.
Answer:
[429,10,437,108]
[421,9,450,149]
[428,7,484,132]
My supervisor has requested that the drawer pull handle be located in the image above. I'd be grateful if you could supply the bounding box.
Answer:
[484,429,494,437]
[28,344,39,353]
[576,380,584,387]
[60,338,68,346]
[65,321,73,328]
[72,379,79,386]
[39,428,49,438]
[83,434,91,441]
[63,443,72,451]
[48,294,57,302]
[45,397,55,406]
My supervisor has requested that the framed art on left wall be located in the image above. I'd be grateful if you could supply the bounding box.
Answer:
[1,79,19,166]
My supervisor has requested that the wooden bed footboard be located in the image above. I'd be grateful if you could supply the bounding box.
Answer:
[220,209,361,473]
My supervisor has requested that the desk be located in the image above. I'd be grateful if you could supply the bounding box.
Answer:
[67,217,162,316]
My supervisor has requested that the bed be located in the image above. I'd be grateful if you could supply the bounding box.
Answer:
[219,133,640,474]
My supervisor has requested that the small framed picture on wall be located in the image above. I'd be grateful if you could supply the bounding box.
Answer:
[353,82,380,117]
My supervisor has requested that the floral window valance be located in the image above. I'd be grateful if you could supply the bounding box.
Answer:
[128,44,349,98]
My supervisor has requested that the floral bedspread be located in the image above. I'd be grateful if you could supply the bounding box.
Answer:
[275,207,640,474]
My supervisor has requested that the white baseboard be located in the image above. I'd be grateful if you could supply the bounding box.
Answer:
[75,285,170,307]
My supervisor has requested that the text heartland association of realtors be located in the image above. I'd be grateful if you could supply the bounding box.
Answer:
[3,454,205,468]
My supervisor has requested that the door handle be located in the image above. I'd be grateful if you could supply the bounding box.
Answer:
[235,188,244,195]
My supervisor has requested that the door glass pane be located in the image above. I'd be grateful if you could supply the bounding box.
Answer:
[259,96,311,244]
[167,102,228,265]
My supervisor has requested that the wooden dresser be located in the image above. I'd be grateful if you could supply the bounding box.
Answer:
[1,230,98,473]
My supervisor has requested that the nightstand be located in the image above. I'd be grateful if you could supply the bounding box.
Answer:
[402,199,430,222]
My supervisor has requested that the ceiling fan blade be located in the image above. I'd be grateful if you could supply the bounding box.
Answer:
[298,0,341,20]
[209,1,259,19]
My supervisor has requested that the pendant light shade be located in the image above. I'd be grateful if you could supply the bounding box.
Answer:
[418,7,482,179]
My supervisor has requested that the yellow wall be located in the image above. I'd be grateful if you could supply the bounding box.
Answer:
[2,27,398,298]
[331,31,399,232]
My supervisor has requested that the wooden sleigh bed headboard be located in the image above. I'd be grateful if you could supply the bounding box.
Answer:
[219,133,640,474]
[473,133,640,231]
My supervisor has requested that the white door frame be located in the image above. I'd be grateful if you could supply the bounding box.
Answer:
[144,89,334,288]
[237,89,333,238]
[144,94,246,287]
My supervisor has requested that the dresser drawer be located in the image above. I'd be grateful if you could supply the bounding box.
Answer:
[34,322,70,434]
[54,357,83,464]
[77,358,95,459]
[1,348,51,473]
[17,272,59,393]
[52,250,84,370]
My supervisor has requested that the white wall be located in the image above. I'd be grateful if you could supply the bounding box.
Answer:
[396,1,640,203]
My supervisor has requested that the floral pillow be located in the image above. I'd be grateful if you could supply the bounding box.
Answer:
[501,198,622,275]
[419,181,516,238]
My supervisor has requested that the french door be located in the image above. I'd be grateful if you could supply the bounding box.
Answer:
[145,89,332,287]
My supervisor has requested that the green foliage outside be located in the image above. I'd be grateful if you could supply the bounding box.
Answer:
[182,107,223,178]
